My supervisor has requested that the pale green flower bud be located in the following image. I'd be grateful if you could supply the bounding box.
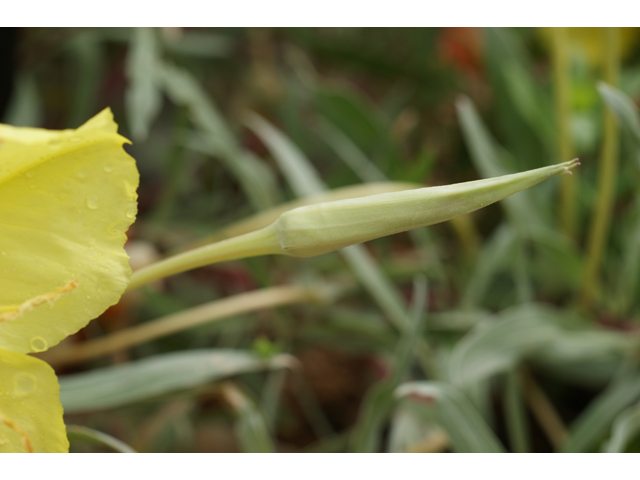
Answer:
[273,159,580,257]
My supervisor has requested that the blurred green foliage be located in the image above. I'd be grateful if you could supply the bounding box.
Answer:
[4,27,640,453]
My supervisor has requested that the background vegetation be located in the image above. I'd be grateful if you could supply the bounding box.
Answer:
[3,27,640,453]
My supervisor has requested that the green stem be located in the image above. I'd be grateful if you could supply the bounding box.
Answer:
[521,370,567,451]
[126,224,281,291]
[552,27,577,239]
[504,369,530,453]
[581,27,621,311]
[48,285,327,366]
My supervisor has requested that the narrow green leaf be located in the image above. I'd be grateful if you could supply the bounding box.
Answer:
[350,276,428,452]
[483,28,552,168]
[562,373,640,452]
[427,310,491,331]
[448,305,559,386]
[65,31,105,128]
[59,350,292,413]
[531,327,631,388]
[223,385,275,453]
[462,225,517,308]
[604,401,640,452]
[159,63,279,210]
[504,369,530,453]
[314,87,387,159]
[617,200,640,314]
[67,425,137,453]
[162,31,234,58]
[3,72,43,127]
[125,27,163,141]
[598,82,640,144]
[245,112,325,197]
[455,95,548,231]
[316,116,386,183]
[397,382,505,453]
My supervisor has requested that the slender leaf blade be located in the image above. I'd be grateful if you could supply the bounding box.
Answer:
[397,382,505,453]
[59,350,292,413]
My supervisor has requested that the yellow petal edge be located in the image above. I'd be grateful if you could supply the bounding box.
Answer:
[0,349,68,452]
[0,108,139,353]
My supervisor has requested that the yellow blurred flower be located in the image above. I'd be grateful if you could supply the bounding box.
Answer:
[539,27,640,67]
[0,109,138,452]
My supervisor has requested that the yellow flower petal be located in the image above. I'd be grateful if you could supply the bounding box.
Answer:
[0,109,139,353]
[0,349,68,452]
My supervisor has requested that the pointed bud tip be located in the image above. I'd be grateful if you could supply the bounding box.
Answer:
[562,158,581,174]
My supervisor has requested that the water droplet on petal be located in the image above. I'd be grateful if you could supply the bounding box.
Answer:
[125,207,136,219]
[103,164,114,173]
[77,170,88,181]
[13,372,37,397]
[108,220,130,236]
[30,337,48,353]
[86,196,99,210]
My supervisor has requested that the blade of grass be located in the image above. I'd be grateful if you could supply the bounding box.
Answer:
[3,72,43,127]
[159,62,279,210]
[316,116,387,183]
[531,327,631,388]
[152,105,190,220]
[552,27,578,239]
[447,305,559,386]
[349,275,428,452]
[521,369,567,450]
[125,27,163,141]
[617,200,640,315]
[604,401,640,452]
[461,224,517,309]
[66,31,105,129]
[67,425,137,453]
[598,82,640,145]
[483,28,553,168]
[597,83,640,315]
[162,30,234,58]
[260,369,287,433]
[581,27,622,310]
[562,372,640,452]
[220,382,275,453]
[59,349,294,413]
[45,285,331,367]
[513,241,534,303]
[397,382,505,453]
[504,368,530,453]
